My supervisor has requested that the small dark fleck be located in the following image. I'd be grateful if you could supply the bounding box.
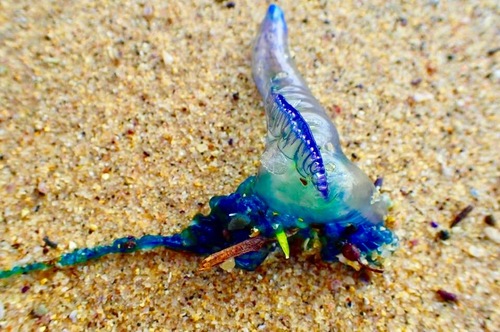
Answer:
[486,47,500,56]
[143,151,151,157]
[0,155,4,160]
[34,205,41,212]
[302,18,308,24]
[21,285,30,293]
[12,243,21,249]
[437,230,450,241]
[43,236,58,249]
[342,243,361,261]
[436,289,458,302]
[36,183,48,196]
[180,210,185,214]
[225,1,235,8]
[430,221,439,228]
[484,215,496,226]
[447,54,455,61]
[351,153,358,160]
[228,138,234,146]
[31,304,49,318]
[299,178,308,186]
[426,63,437,75]
[123,238,137,250]
[232,92,239,101]
[331,104,342,115]
[323,19,331,24]
[397,17,408,26]
[342,225,357,237]
[400,187,412,196]
[409,239,419,247]
[355,84,364,89]
[450,205,474,228]
[358,268,371,283]
[374,177,383,188]
[411,78,422,86]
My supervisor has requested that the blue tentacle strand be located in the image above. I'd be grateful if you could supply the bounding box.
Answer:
[0,4,397,279]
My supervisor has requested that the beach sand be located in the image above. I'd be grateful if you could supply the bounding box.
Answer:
[0,0,498,330]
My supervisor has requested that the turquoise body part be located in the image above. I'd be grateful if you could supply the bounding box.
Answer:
[0,4,397,279]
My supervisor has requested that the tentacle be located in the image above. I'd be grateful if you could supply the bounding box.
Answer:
[0,177,300,278]
[0,234,188,279]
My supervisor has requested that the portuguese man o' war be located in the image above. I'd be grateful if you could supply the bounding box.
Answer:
[0,4,397,279]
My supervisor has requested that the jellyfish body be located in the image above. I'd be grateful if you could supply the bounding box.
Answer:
[0,5,397,279]
[252,4,392,228]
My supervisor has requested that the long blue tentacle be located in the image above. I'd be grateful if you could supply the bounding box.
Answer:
[0,234,184,279]
[0,178,281,278]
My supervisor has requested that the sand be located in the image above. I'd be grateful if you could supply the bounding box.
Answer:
[0,0,498,331]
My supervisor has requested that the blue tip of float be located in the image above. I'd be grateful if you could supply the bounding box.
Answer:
[267,4,284,22]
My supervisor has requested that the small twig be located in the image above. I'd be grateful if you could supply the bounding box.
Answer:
[487,47,500,56]
[199,236,271,271]
[450,205,474,228]
[362,264,384,274]
[436,289,458,303]
[43,236,58,249]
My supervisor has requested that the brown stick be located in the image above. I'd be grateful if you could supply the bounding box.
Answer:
[199,236,270,271]
[450,204,474,228]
